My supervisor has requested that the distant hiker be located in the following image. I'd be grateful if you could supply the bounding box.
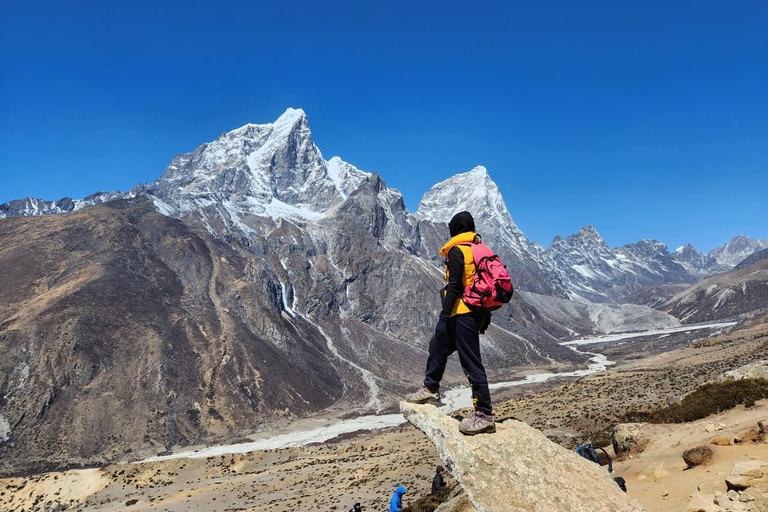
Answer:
[388,485,407,512]
[432,465,447,494]
[348,499,363,512]
[406,211,507,435]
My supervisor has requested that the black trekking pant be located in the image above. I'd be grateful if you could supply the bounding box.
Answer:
[423,312,492,415]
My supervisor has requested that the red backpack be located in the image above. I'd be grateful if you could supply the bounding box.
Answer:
[459,241,514,311]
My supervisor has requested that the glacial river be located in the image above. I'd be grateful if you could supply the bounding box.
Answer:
[141,321,736,463]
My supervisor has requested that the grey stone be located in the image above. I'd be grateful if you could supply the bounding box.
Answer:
[612,423,650,455]
[401,401,647,512]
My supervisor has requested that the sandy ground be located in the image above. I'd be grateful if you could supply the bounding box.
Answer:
[2,318,767,512]
[614,402,768,512]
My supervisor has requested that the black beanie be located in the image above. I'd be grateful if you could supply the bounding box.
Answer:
[448,211,475,237]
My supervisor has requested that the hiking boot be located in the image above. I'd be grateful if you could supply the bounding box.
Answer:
[404,385,441,404]
[459,411,496,435]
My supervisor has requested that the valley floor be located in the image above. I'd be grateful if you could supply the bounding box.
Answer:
[2,317,767,512]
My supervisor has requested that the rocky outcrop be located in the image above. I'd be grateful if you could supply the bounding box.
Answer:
[401,402,647,512]
[717,360,768,382]
[612,423,650,455]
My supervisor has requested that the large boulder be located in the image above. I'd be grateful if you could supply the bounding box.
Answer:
[401,402,648,512]
[612,423,650,455]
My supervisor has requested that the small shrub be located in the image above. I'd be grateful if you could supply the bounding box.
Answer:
[401,485,454,512]
[621,378,768,424]
[683,445,713,468]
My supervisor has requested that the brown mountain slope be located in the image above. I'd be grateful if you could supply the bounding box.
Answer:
[662,258,768,323]
[0,199,343,474]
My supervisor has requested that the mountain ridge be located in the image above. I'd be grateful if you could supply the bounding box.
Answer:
[1,107,764,304]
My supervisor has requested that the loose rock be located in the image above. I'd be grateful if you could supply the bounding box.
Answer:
[684,445,714,468]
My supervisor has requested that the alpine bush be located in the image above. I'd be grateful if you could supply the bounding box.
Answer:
[622,378,768,424]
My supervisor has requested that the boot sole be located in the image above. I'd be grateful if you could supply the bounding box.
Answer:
[404,396,442,405]
[459,424,496,435]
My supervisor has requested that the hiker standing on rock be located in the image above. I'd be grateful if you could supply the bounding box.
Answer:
[406,211,500,435]
[432,465,448,494]
[388,485,407,512]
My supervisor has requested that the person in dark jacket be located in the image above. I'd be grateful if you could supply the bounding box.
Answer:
[432,465,447,494]
[388,485,407,512]
[405,211,495,435]
[348,499,362,512]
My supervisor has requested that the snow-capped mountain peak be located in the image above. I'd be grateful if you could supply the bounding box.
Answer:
[574,225,604,243]
[709,235,768,267]
[138,109,368,224]
[231,107,308,137]
[546,227,696,303]
[415,165,516,229]
[671,243,720,275]
[415,165,568,297]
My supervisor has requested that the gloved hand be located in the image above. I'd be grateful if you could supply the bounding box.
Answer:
[435,315,449,343]
[478,312,492,334]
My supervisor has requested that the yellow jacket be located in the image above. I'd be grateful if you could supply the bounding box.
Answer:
[439,232,478,316]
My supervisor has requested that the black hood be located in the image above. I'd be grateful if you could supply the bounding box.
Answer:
[448,211,475,237]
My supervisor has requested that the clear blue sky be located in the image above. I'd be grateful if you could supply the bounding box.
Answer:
[1,1,766,252]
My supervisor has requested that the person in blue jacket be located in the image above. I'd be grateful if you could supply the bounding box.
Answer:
[388,485,407,512]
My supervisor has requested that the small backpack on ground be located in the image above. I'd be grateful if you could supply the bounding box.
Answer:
[459,239,514,310]
[576,444,627,492]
